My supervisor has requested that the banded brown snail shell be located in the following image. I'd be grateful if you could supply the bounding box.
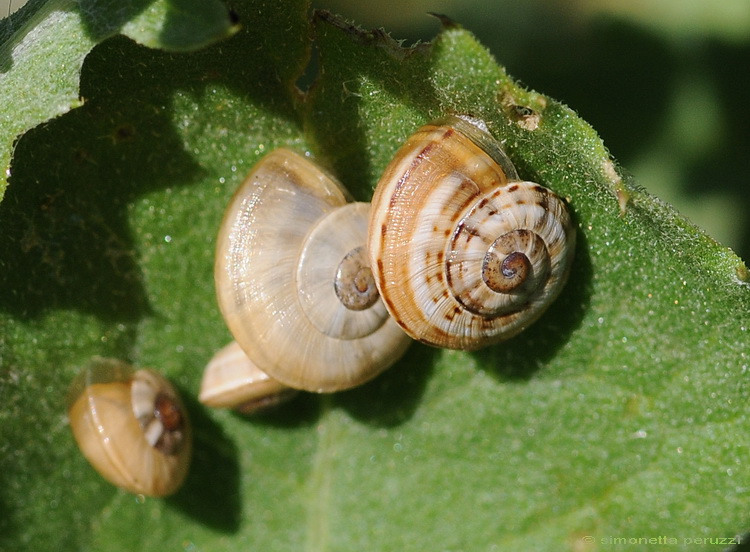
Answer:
[67,358,192,497]
[368,115,575,350]
[215,148,411,393]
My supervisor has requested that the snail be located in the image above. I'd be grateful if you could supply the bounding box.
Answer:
[214,148,411,393]
[199,341,298,414]
[67,357,192,497]
[368,115,575,350]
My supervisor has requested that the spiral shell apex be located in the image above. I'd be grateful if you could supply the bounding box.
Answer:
[368,116,576,350]
[215,149,411,393]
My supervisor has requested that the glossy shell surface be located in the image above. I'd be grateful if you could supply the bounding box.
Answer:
[67,358,191,496]
[369,116,576,350]
[200,341,297,414]
[215,148,411,392]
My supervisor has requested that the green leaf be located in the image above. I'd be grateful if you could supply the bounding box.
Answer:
[0,0,237,201]
[1,1,749,551]
[576,0,750,44]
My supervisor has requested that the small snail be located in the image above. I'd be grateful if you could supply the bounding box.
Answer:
[199,341,297,414]
[215,148,411,393]
[67,358,192,497]
[368,115,575,350]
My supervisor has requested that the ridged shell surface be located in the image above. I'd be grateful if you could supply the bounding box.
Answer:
[199,341,296,413]
[215,149,411,392]
[369,118,575,350]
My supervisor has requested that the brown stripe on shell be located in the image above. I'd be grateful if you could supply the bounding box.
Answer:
[445,257,454,289]
[447,305,463,320]
[456,221,481,237]
[535,191,549,212]
[368,116,575,351]
[385,134,441,213]
[439,126,456,141]
[449,179,482,223]
[381,291,400,321]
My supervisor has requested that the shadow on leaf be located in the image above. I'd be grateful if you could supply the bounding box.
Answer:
[230,391,323,430]
[168,389,241,533]
[0,91,201,321]
[337,343,437,427]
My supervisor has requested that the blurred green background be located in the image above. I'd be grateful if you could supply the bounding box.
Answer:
[3,0,749,261]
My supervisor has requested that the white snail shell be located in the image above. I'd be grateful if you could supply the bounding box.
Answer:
[368,115,576,350]
[215,148,411,393]
[199,341,297,414]
[67,358,192,497]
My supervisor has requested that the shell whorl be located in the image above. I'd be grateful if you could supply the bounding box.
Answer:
[368,117,575,350]
[215,149,411,392]
[199,341,297,414]
[67,358,192,497]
